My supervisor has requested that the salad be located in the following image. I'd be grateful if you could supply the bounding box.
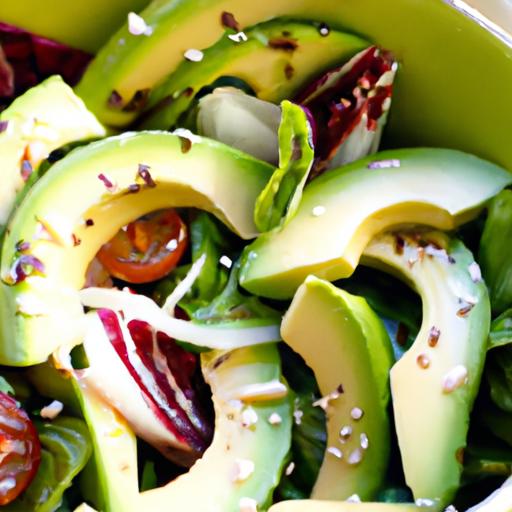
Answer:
[0,1,512,511]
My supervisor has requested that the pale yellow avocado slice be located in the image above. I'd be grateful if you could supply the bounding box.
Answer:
[362,232,490,507]
[0,76,106,225]
[269,501,432,512]
[0,131,274,366]
[239,148,512,299]
[72,341,292,512]
[281,276,393,501]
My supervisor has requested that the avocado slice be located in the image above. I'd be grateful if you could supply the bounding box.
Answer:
[362,232,490,506]
[281,276,393,500]
[73,342,292,511]
[269,502,432,512]
[74,0,512,170]
[0,130,274,366]
[0,0,150,52]
[0,75,105,225]
[239,148,511,299]
[139,20,368,130]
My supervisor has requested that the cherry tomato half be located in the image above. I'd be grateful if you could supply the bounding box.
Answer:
[0,391,41,505]
[97,209,188,284]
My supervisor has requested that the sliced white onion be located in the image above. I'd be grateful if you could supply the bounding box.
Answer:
[79,287,280,349]
[162,253,206,315]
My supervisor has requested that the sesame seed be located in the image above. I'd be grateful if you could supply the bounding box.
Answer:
[442,365,468,393]
[368,159,401,170]
[40,400,64,420]
[293,409,304,425]
[350,407,364,421]
[268,412,282,425]
[184,49,204,62]
[285,462,295,476]
[468,262,482,283]
[220,255,233,268]
[327,446,343,459]
[311,205,326,217]
[346,494,361,503]
[318,22,330,36]
[428,326,441,347]
[347,447,363,465]
[239,497,258,512]
[416,353,431,369]
[241,407,258,428]
[128,12,152,36]
[339,425,352,442]
[415,498,436,507]
[231,459,255,483]
[360,433,369,450]
[228,32,248,43]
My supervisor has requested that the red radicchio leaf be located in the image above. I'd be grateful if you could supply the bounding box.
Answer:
[97,308,213,459]
[0,22,91,104]
[295,46,396,177]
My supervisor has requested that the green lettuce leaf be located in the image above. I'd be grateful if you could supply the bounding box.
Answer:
[254,100,314,232]
[479,189,512,314]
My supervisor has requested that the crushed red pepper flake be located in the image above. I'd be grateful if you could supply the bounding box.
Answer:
[221,11,240,31]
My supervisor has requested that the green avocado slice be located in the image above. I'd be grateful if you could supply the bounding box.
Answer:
[74,0,512,171]
[0,76,106,225]
[74,342,292,512]
[269,501,433,512]
[139,20,368,130]
[281,276,393,501]
[239,148,512,299]
[0,130,274,366]
[362,232,490,507]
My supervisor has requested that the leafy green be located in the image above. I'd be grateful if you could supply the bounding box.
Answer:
[489,308,512,350]
[254,100,314,232]
[479,189,512,314]
[0,375,14,396]
[7,417,91,512]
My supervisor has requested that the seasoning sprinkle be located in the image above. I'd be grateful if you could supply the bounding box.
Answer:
[428,326,441,347]
[268,412,282,426]
[184,49,204,62]
[442,365,468,394]
[285,462,295,476]
[293,409,304,425]
[468,262,482,283]
[360,433,369,450]
[228,32,248,43]
[327,446,343,459]
[241,407,258,428]
[221,11,240,31]
[368,159,401,170]
[347,447,363,465]
[456,304,474,318]
[238,497,258,512]
[231,458,255,482]
[416,353,430,369]
[128,12,153,36]
[339,425,352,442]
[350,407,364,421]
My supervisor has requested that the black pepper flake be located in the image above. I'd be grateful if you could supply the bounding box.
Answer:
[457,304,474,318]
[108,90,123,109]
[394,235,405,255]
[221,11,240,31]
[268,38,299,52]
[284,63,294,80]
[127,183,141,193]
[318,22,330,37]
[15,240,30,253]
[396,323,409,346]
[179,136,192,154]
[137,164,156,187]
[85,218,94,227]
[0,120,8,133]
[20,160,33,182]
[122,88,151,113]
[428,326,440,347]
[336,384,344,394]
